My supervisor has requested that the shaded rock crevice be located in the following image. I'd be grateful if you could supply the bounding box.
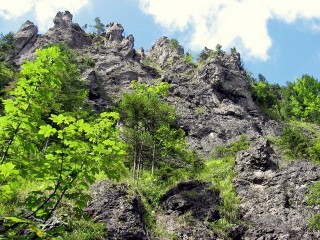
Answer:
[156,180,221,240]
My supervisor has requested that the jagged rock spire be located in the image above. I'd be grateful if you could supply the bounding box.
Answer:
[14,20,38,56]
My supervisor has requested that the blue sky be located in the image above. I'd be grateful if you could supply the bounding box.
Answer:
[1,0,320,85]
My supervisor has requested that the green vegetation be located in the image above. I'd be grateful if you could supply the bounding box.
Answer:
[0,32,16,110]
[205,136,250,230]
[119,81,198,181]
[169,38,179,49]
[0,29,318,237]
[136,136,249,239]
[92,17,105,35]
[0,32,15,57]
[141,57,163,72]
[276,122,320,163]
[275,121,320,230]
[181,51,197,67]
[0,61,14,95]
[60,218,106,240]
[307,181,320,230]
[250,74,282,119]
[282,75,320,123]
[197,44,226,63]
[251,73,320,231]
[0,45,125,239]
[249,74,320,123]
[79,55,95,69]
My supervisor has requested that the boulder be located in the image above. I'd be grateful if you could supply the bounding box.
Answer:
[235,138,277,172]
[156,180,220,239]
[85,182,147,240]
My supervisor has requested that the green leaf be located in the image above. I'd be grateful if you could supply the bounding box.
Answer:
[29,224,45,237]
[38,124,57,137]
[4,216,29,223]
[0,162,19,178]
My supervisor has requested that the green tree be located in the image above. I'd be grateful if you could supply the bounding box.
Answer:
[119,81,194,180]
[250,76,282,118]
[0,46,125,238]
[43,43,88,115]
[0,32,16,112]
[282,75,320,123]
[92,17,105,35]
[0,61,14,94]
[0,32,15,60]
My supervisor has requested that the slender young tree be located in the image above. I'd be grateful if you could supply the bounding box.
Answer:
[119,81,192,180]
[92,17,105,35]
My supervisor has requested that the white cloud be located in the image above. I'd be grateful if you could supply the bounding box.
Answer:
[139,0,320,60]
[0,0,35,19]
[0,0,90,31]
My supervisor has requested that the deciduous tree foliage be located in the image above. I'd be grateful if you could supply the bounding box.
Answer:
[0,32,15,111]
[0,45,125,238]
[119,81,195,180]
[282,75,320,123]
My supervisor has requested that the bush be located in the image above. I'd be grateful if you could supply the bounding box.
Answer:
[249,75,282,119]
[169,39,179,49]
[281,75,320,123]
[211,136,250,158]
[307,181,320,230]
[0,32,15,57]
[277,122,320,162]
[277,125,310,159]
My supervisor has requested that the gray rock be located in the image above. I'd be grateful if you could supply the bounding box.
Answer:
[85,182,147,240]
[45,11,91,48]
[157,180,220,239]
[146,36,184,67]
[234,139,320,239]
[235,138,277,172]
[53,11,73,28]
[105,22,124,43]
[10,11,320,239]
[14,20,38,56]
[13,11,91,65]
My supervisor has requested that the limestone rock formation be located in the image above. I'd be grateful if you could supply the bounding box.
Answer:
[13,11,91,65]
[10,11,320,239]
[14,20,38,56]
[45,11,91,48]
[234,139,320,239]
[146,36,184,67]
[85,182,147,240]
[156,180,221,239]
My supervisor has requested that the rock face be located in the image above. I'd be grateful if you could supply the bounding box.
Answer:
[13,11,91,65]
[11,11,320,239]
[156,180,220,239]
[85,182,147,240]
[14,20,38,56]
[234,139,320,239]
[147,36,184,67]
[45,11,91,48]
[12,11,278,154]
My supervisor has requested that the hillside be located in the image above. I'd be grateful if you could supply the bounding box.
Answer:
[0,11,319,240]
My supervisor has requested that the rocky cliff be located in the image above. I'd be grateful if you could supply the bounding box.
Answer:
[10,11,320,240]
